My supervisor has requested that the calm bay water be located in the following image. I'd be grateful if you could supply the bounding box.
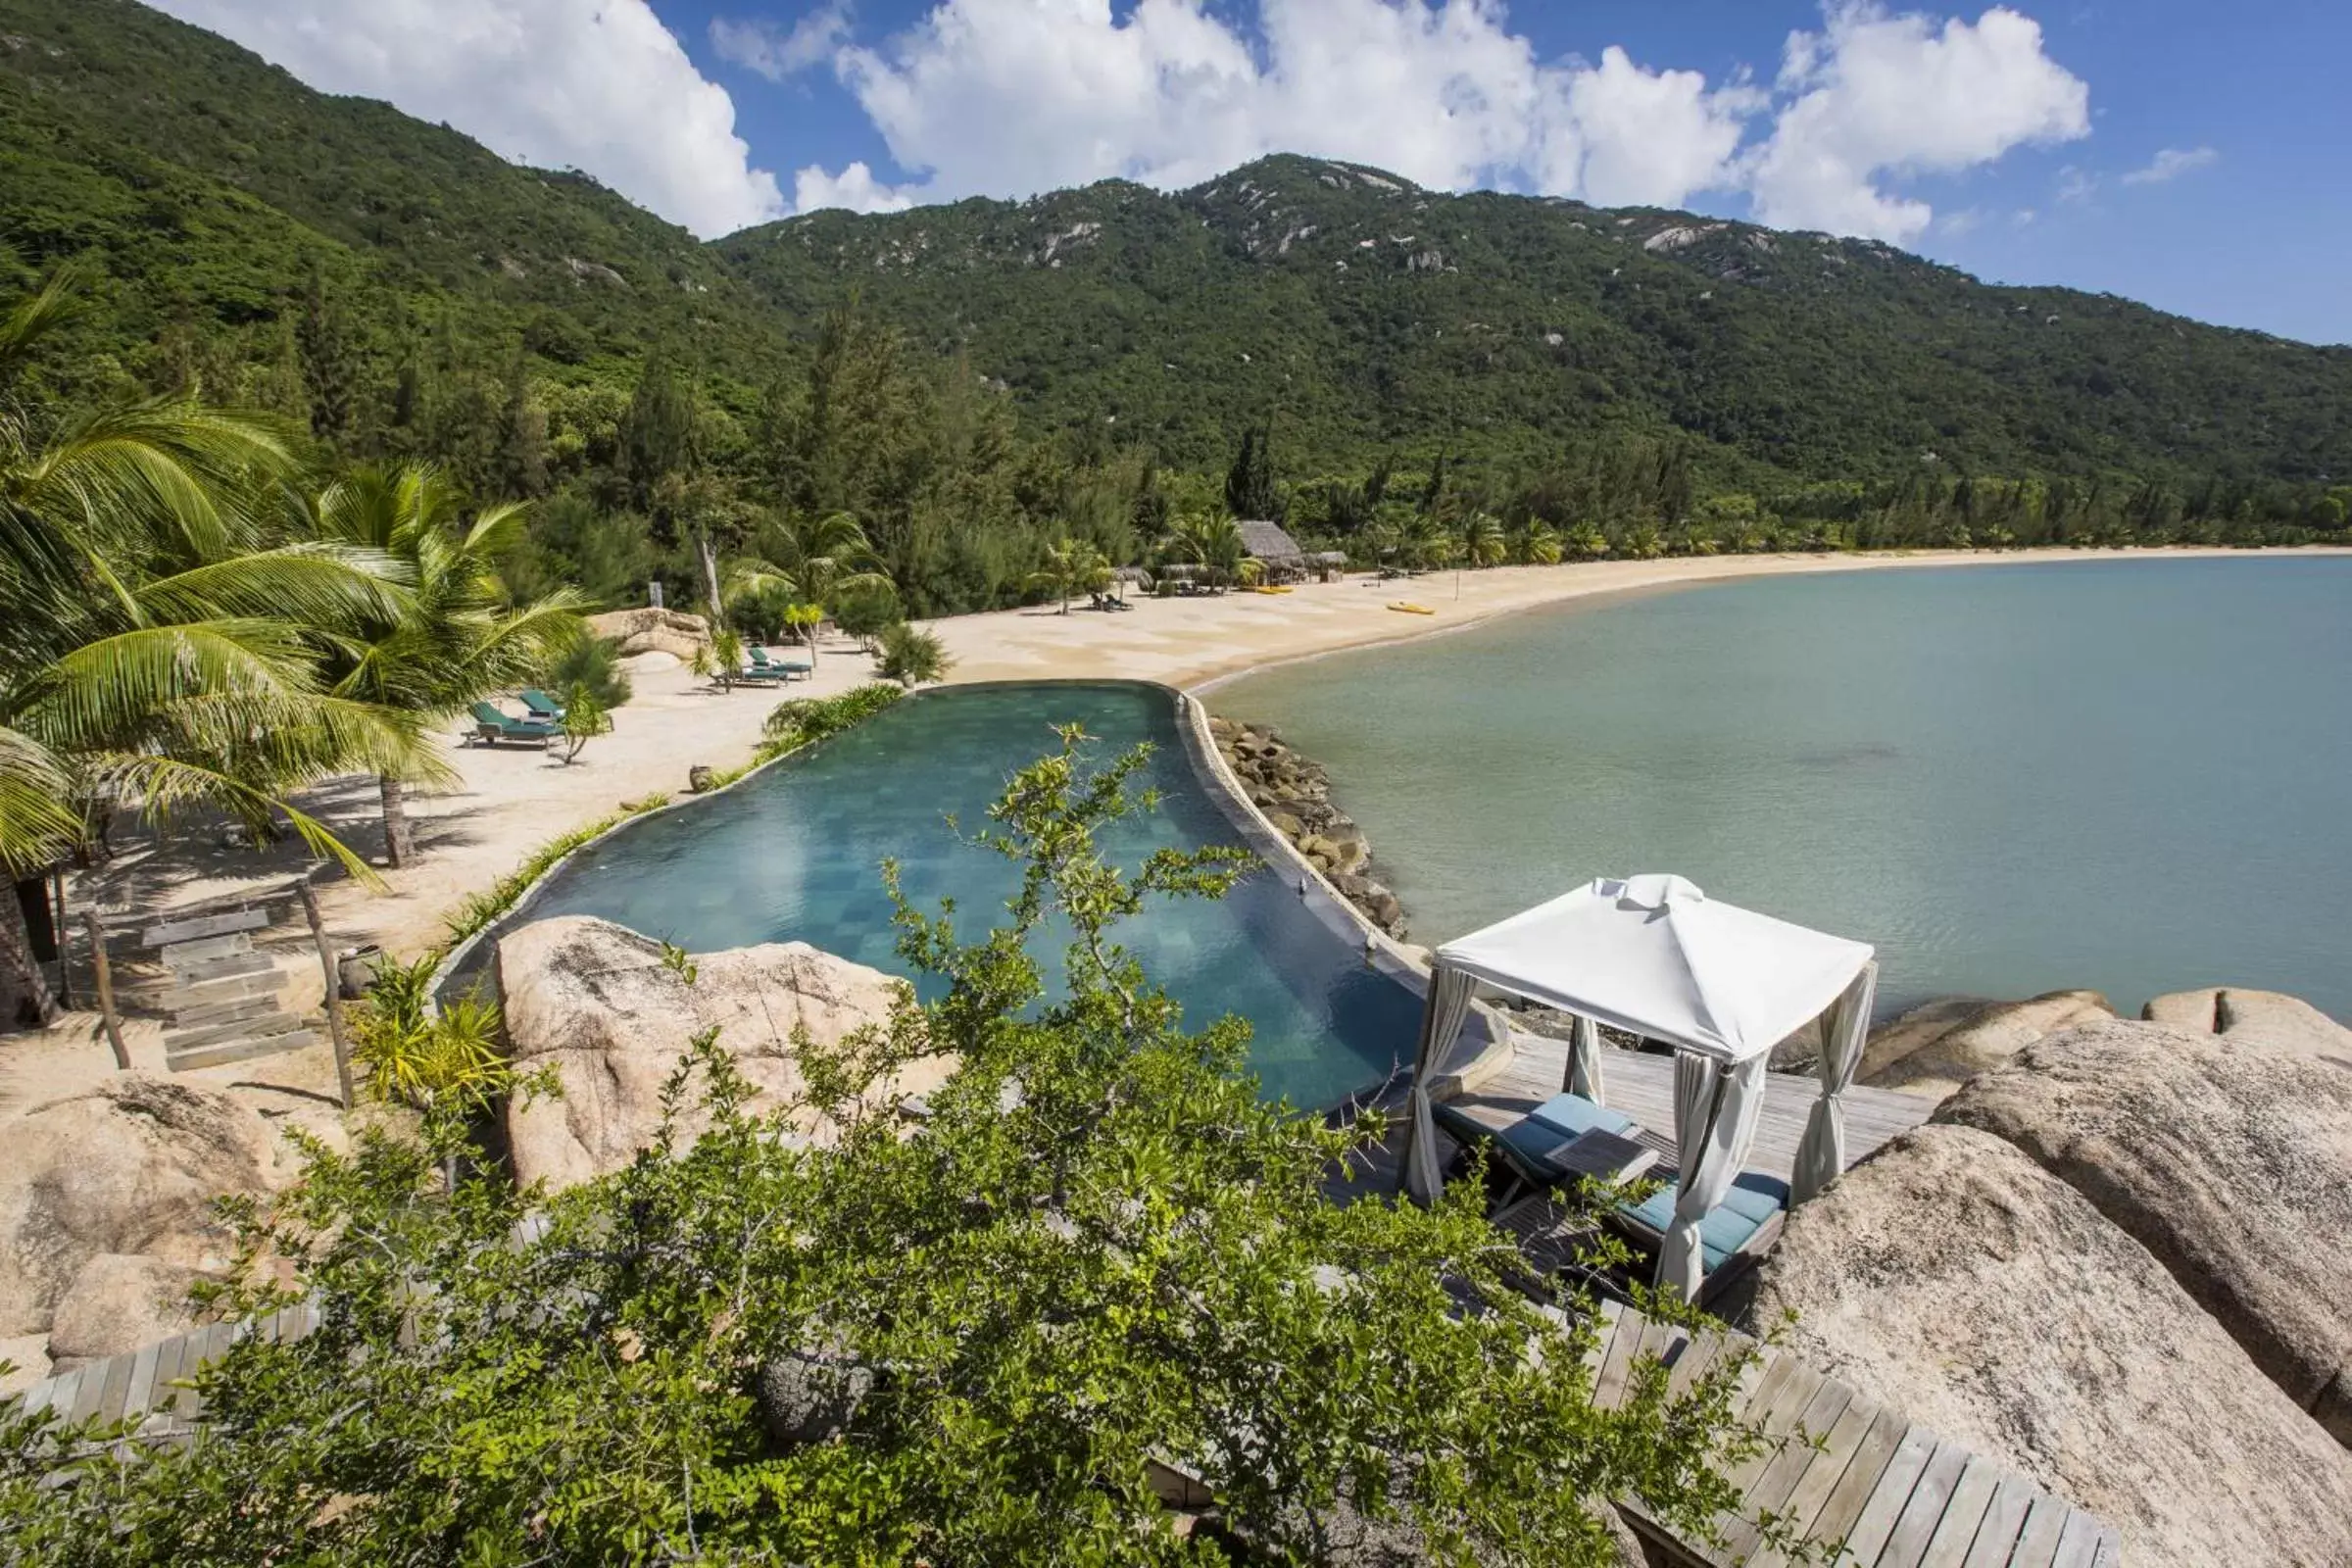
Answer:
[1219,558,2352,1021]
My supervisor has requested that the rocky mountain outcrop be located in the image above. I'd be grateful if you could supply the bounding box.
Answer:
[583,607,711,663]
[1859,989,2115,1099]
[1938,998,2352,1446]
[1207,716,1406,940]
[0,1075,285,1342]
[497,916,947,1192]
[1749,1123,2352,1565]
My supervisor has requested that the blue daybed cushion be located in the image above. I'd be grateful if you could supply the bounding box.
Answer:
[1618,1172,1791,1271]
[1527,1093,1638,1140]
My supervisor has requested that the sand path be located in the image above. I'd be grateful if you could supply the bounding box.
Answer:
[3,546,2335,1115]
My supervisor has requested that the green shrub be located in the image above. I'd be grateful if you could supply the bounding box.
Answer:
[759,682,903,760]
[877,622,951,688]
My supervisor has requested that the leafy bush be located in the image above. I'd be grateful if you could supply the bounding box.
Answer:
[350,955,509,1109]
[877,622,951,688]
[832,580,903,648]
[556,682,612,764]
[759,682,904,759]
[541,634,632,709]
[0,733,1773,1564]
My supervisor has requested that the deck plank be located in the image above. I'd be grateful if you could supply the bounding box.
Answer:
[1835,1425,1939,1567]
[2045,1511,2105,1568]
[2007,1494,2071,1568]
[1959,1475,2036,1568]
[1806,1407,1919,1562]
[1916,1454,2002,1568]
[1876,1438,1973,1567]
[1742,1393,1882,1568]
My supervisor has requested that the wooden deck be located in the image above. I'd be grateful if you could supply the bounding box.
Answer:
[1454,1034,1934,1186]
[1585,1298,2120,1568]
[1337,1032,1934,1197]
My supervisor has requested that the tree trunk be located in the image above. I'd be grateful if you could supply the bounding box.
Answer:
[807,622,820,669]
[0,883,59,1029]
[380,773,416,868]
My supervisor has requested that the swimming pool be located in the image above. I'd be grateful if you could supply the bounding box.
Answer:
[451,682,1432,1110]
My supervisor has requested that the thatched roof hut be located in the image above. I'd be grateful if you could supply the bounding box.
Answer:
[1306,550,1349,582]
[1237,521,1307,579]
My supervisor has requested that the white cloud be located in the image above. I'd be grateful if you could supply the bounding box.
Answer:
[149,0,784,237]
[803,0,1756,214]
[1747,4,2090,243]
[710,3,855,83]
[792,160,917,214]
[2122,145,2218,185]
[2055,165,2096,203]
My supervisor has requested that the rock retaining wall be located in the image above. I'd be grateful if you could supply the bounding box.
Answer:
[1205,716,1406,940]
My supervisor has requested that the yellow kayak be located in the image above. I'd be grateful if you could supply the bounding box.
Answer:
[1388,601,1435,615]
[1250,584,1295,595]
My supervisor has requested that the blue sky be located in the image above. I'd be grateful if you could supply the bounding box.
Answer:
[156,1,2350,344]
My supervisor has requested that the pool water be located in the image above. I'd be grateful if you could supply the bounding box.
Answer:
[482,683,1423,1109]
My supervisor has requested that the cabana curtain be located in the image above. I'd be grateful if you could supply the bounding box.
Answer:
[1790,961,1878,1206]
[1403,966,1478,1204]
[1660,1053,1770,1298]
[1565,1013,1604,1102]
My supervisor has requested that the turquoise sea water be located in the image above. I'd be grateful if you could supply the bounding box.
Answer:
[478,683,1424,1108]
[1218,558,2352,1021]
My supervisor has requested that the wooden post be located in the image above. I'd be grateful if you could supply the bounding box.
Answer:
[50,869,72,1008]
[296,882,355,1109]
[84,911,128,1070]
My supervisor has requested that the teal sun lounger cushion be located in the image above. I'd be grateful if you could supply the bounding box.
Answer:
[1618,1172,1790,1273]
[1527,1093,1638,1140]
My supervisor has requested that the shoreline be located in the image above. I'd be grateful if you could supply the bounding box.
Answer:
[8,545,2345,1117]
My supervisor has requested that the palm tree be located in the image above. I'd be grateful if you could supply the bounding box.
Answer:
[301,466,587,867]
[1170,514,1249,593]
[1025,537,1109,613]
[724,510,891,662]
[1513,521,1564,565]
[1,276,433,1022]
[1460,511,1508,568]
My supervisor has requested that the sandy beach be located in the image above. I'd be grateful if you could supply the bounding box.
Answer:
[3,545,2336,1117]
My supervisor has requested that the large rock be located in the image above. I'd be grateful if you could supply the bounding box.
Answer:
[1749,1123,2352,1565]
[584,607,710,663]
[2141,984,2347,1048]
[0,1076,284,1338]
[45,1253,207,1372]
[1860,989,2114,1099]
[497,916,943,1192]
[1940,1005,2352,1445]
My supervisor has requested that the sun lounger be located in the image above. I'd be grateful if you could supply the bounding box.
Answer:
[469,701,556,747]
[1432,1091,1641,1209]
[518,687,566,720]
[746,647,812,683]
[1611,1171,1790,1305]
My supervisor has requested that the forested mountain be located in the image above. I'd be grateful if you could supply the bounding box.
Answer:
[722,156,2352,482]
[2,0,2347,619]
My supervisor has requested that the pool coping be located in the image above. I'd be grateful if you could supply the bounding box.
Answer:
[430,678,1510,1117]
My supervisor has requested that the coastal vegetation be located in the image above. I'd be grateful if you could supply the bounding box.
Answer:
[3,0,2347,636]
[0,736,1778,1564]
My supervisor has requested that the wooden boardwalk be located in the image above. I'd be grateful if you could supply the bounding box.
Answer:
[12,1301,318,1441]
[1585,1299,2120,1568]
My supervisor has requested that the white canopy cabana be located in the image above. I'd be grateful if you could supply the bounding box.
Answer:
[1401,874,1877,1299]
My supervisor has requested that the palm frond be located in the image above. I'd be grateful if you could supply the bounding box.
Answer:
[0,725,82,875]
[96,753,384,892]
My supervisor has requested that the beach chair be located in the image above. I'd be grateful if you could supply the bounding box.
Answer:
[1433,1091,1640,1210]
[747,647,812,683]
[1610,1172,1790,1308]
[469,702,557,748]
[518,687,566,721]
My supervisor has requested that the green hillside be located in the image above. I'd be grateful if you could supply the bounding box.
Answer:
[1,0,2346,618]
[717,154,2352,483]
